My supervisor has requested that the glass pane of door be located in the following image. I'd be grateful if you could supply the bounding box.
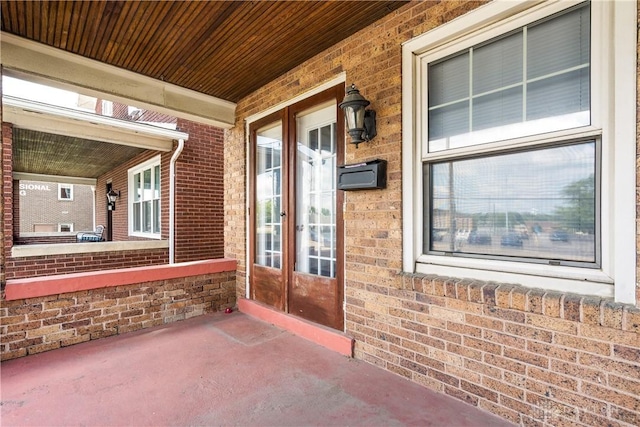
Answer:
[296,104,337,278]
[256,122,283,269]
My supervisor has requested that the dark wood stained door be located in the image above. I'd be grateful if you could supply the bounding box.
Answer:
[249,85,345,330]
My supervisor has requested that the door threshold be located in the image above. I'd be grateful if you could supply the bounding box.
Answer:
[238,299,354,357]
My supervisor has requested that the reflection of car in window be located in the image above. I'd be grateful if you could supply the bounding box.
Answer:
[500,232,523,247]
[468,231,492,245]
[550,230,569,242]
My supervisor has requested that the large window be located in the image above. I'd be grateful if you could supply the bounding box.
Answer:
[402,1,636,302]
[129,156,161,238]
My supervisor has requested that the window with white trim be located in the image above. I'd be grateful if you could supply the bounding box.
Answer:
[402,0,636,302]
[128,156,161,238]
[58,223,73,232]
[58,183,73,201]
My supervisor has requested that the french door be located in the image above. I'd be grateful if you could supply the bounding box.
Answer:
[249,85,345,330]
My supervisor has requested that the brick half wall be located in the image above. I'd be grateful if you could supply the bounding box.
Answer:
[5,247,169,280]
[0,259,237,361]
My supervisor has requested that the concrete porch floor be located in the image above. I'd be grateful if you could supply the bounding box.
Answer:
[1,312,514,426]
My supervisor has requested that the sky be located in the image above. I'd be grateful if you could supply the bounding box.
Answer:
[3,76,81,109]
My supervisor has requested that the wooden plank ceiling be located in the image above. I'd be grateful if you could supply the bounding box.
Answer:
[12,128,145,179]
[1,0,408,103]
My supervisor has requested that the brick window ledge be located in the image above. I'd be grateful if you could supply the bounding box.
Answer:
[400,273,639,334]
[4,258,237,301]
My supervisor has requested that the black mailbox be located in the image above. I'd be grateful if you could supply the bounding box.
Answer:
[337,159,387,191]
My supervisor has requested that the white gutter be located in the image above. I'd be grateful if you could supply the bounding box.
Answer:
[91,186,96,231]
[169,138,186,264]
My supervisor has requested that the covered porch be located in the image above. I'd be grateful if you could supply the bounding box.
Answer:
[0,310,513,427]
[2,2,638,426]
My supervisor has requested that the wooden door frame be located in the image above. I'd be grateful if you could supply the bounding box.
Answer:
[286,85,345,330]
[248,83,346,330]
[248,109,288,311]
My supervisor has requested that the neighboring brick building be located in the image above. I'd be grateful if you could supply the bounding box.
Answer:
[17,180,93,238]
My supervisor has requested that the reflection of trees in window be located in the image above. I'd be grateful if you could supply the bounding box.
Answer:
[555,174,595,234]
[257,199,273,224]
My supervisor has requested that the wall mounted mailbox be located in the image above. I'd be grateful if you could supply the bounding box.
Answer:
[337,159,387,191]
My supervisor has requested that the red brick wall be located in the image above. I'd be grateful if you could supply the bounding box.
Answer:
[173,119,225,262]
[225,1,640,426]
[4,248,168,280]
[94,119,225,262]
[96,150,167,241]
[12,179,19,239]
[2,122,13,286]
[15,235,77,245]
[0,270,236,361]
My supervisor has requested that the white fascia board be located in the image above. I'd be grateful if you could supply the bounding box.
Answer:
[3,96,187,151]
[1,32,236,129]
[13,172,97,186]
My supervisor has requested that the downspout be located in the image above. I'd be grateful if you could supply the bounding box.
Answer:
[169,138,185,264]
[91,185,96,230]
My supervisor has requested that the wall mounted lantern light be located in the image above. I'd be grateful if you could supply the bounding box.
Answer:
[106,189,120,211]
[339,84,377,148]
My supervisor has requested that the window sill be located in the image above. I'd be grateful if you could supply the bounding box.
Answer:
[415,255,614,298]
[11,240,169,258]
[129,232,162,240]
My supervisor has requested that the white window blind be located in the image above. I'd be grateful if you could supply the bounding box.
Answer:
[427,4,590,152]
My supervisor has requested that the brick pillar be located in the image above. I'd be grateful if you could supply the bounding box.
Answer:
[1,122,13,287]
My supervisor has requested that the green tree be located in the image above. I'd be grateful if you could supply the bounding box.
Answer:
[554,174,595,233]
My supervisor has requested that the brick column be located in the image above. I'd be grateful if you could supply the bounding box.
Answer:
[1,122,13,287]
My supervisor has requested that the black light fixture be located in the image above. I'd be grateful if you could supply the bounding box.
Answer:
[339,83,377,148]
[106,189,120,211]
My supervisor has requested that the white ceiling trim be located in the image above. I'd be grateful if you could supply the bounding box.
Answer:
[1,32,236,129]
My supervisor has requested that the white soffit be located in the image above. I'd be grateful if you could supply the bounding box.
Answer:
[0,32,236,129]
[3,96,188,151]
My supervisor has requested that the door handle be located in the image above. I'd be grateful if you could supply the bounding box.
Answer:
[280,211,286,217]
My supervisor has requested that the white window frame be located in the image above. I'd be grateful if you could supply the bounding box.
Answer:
[58,223,74,232]
[58,183,73,201]
[128,155,161,239]
[402,0,636,303]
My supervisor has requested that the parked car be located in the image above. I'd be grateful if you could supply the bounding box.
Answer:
[550,230,569,242]
[468,231,492,245]
[501,232,523,247]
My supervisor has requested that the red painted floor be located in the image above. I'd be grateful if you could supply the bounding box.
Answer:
[1,312,514,426]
